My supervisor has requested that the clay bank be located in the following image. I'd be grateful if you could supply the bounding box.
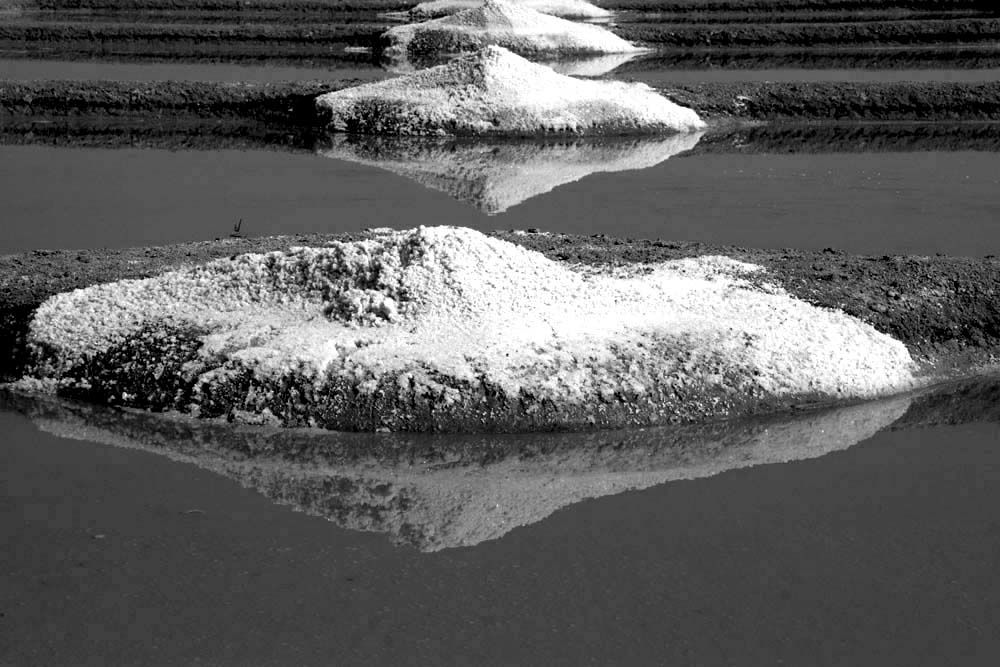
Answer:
[3,228,999,433]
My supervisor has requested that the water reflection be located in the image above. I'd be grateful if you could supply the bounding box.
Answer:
[10,385,964,551]
[383,51,641,77]
[317,132,704,214]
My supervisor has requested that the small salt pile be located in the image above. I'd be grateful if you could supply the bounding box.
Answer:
[316,46,705,136]
[384,0,641,59]
[410,0,613,20]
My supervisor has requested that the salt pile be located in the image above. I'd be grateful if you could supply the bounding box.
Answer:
[319,132,704,214]
[316,46,705,136]
[410,0,613,20]
[22,226,916,431]
[383,0,640,60]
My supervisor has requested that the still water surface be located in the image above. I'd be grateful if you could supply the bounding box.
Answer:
[4,48,1000,665]
[3,380,999,664]
[3,143,999,256]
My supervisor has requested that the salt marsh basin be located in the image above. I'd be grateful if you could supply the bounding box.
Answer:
[5,0,1000,662]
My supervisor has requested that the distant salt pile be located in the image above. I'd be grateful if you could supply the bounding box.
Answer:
[319,132,703,214]
[410,0,613,20]
[23,227,916,431]
[383,0,640,59]
[316,46,704,136]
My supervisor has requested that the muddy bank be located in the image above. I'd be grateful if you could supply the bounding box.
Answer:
[661,80,1000,121]
[687,121,1000,154]
[3,230,999,392]
[0,114,319,151]
[4,79,1000,123]
[618,45,1000,71]
[3,114,999,155]
[623,18,1000,48]
[0,79,343,122]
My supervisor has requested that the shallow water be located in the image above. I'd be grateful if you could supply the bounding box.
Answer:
[3,142,999,256]
[5,7,1000,663]
[6,57,1000,84]
[3,377,1000,664]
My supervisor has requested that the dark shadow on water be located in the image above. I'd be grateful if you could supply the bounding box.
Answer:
[4,376,999,552]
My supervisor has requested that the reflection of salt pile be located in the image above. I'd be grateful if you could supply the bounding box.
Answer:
[22,391,912,551]
[410,0,612,20]
[383,51,640,78]
[24,226,916,431]
[383,0,640,59]
[318,46,704,136]
[546,52,640,77]
[318,132,703,214]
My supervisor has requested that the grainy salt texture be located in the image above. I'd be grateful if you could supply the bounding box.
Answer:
[316,46,705,136]
[410,0,613,20]
[319,132,704,214]
[26,227,915,426]
[384,0,640,59]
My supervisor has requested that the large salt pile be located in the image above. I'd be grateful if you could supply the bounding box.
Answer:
[22,227,916,432]
[319,132,704,214]
[383,0,640,60]
[410,0,613,20]
[316,46,705,136]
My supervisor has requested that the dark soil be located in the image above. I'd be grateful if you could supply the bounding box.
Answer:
[660,80,1000,121]
[0,114,320,151]
[616,46,1000,71]
[0,79,346,123]
[621,18,1000,47]
[687,121,1000,154]
[3,114,998,155]
[4,79,1000,126]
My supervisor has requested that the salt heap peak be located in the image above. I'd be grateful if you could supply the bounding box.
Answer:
[319,132,704,214]
[383,0,640,59]
[22,226,917,432]
[410,0,613,20]
[316,46,705,136]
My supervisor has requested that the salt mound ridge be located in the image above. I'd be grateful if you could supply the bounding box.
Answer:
[316,46,704,136]
[319,132,703,214]
[24,227,916,431]
[410,0,612,20]
[383,0,640,59]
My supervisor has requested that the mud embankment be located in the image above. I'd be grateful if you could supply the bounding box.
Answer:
[0,79,343,122]
[4,79,1000,125]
